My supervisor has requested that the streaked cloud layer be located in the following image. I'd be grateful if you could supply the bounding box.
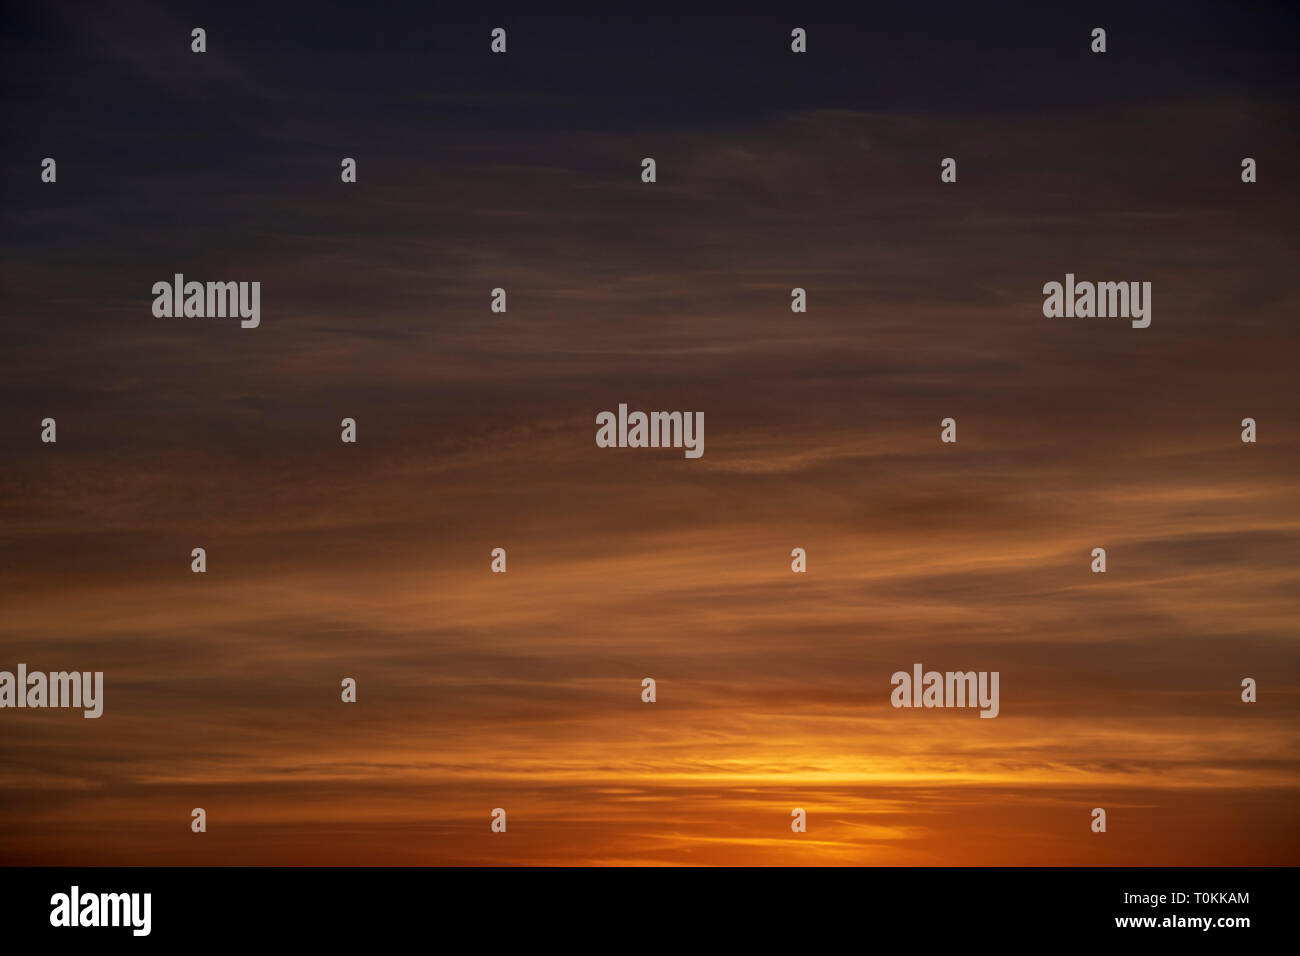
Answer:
[1,5,1297,865]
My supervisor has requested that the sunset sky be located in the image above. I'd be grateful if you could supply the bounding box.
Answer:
[1,3,1297,865]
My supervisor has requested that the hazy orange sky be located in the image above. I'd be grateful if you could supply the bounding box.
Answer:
[1,4,1298,865]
